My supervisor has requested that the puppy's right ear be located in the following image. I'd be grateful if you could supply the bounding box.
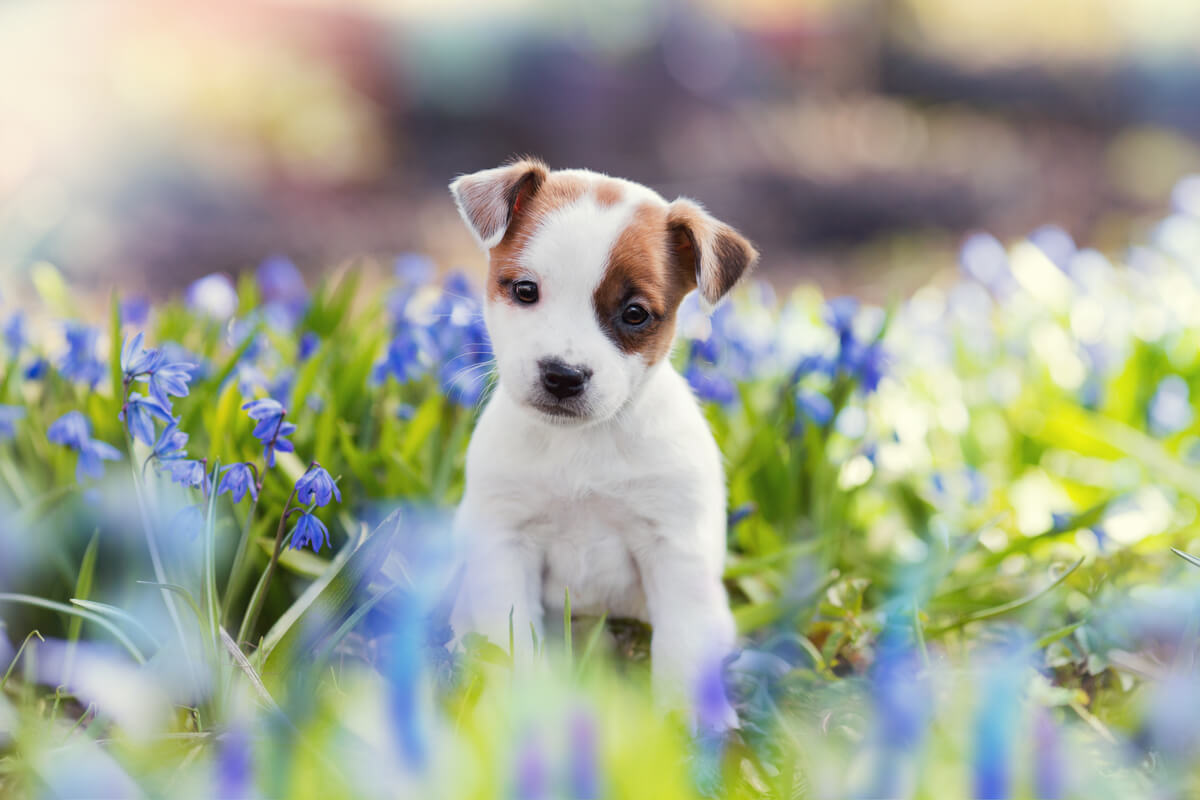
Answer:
[449,158,550,250]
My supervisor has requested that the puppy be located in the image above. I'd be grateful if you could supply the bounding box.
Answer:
[448,158,757,725]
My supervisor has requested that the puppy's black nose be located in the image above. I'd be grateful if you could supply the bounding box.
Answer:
[539,359,591,400]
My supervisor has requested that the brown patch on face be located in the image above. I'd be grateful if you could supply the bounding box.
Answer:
[593,203,695,365]
[593,179,623,208]
[486,172,589,303]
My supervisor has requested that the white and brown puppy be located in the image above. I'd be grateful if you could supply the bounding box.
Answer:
[448,158,757,725]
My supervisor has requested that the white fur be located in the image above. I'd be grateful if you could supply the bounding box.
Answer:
[449,174,737,726]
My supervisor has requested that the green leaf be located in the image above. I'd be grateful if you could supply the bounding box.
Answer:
[67,529,101,647]
[109,292,123,401]
[1172,547,1200,569]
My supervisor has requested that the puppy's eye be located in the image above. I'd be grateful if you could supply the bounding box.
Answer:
[621,304,650,326]
[512,280,539,305]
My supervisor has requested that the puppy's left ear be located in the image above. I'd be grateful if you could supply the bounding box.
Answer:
[667,198,759,308]
[449,158,550,250]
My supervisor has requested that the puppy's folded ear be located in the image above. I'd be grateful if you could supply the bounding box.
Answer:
[667,198,759,308]
[449,158,550,250]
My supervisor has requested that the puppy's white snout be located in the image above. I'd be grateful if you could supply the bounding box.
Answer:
[538,358,591,400]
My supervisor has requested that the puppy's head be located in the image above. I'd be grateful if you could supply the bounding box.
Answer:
[450,158,757,425]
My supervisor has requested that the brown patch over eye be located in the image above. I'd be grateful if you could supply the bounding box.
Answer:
[593,203,693,365]
[487,172,590,304]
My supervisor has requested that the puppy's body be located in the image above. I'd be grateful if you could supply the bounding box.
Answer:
[448,160,756,721]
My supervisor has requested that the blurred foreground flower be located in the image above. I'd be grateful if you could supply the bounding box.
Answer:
[47,411,121,482]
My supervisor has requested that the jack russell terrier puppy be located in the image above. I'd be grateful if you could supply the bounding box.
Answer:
[448,158,757,725]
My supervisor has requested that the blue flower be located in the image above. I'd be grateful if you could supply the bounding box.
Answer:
[49,412,122,483]
[119,393,173,446]
[960,231,1011,290]
[796,391,833,427]
[146,359,196,411]
[214,725,254,800]
[47,411,93,450]
[3,313,24,354]
[257,255,308,328]
[0,406,24,440]
[567,710,600,799]
[727,502,755,529]
[186,273,238,319]
[824,296,859,341]
[264,423,295,468]
[218,463,258,503]
[438,316,493,407]
[514,735,549,800]
[121,296,150,327]
[243,397,284,424]
[242,398,295,467]
[24,358,48,380]
[151,421,188,462]
[120,332,195,412]
[120,332,161,378]
[289,512,329,552]
[76,440,122,483]
[694,653,734,732]
[848,340,887,394]
[1028,224,1076,272]
[376,324,428,385]
[257,255,307,306]
[59,324,105,386]
[166,458,208,490]
[1032,709,1064,799]
[395,252,434,287]
[295,464,340,507]
[298,331,320,361]
[685,363,737,406]
[972,654,1025,800]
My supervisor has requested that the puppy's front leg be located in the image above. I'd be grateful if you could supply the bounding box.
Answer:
[636,541,737,729]
[454,531,544,664]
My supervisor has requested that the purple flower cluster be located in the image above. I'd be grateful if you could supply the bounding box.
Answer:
[287,463,340,552]
[375,267,494,407]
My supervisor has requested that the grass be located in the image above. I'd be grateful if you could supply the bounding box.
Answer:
[1,210,1200,797]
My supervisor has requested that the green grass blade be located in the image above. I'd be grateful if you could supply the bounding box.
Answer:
[1171,547,1200,569]
[0,593,146,664]
[929,557,1084,636]
[1,630,44,690]
[67,529,101,647]
[575,613,608,678]
[108,292,122,400]
[70,599,163,652]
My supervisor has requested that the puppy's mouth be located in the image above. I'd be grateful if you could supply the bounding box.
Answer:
[528,399,587,421]
[522,388,598,423]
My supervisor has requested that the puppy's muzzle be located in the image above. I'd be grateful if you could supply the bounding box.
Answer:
[538,358,591,400]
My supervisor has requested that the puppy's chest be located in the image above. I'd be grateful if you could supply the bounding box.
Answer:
[502,459,673,619]
[526,493,651,619]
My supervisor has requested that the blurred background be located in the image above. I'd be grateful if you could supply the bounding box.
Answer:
[4,0,1200,302]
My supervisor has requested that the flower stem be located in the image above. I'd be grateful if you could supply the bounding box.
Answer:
[221,494,260,627]
[124,430,201,684]
[236,487,297,648]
